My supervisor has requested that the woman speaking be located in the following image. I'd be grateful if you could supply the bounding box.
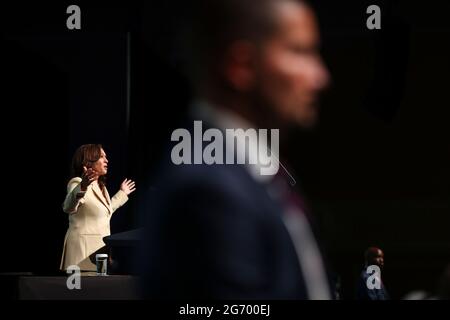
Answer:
[60,144,136,271]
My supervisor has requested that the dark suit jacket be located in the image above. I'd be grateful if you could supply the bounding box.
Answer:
[138,121,332,299]
[356,269,390,300]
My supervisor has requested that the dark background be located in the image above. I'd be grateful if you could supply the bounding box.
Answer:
[0,0,448,299]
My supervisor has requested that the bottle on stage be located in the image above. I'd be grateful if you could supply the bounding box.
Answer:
[96,254,108,276]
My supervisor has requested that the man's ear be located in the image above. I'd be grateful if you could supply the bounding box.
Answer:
[223,41,256,92]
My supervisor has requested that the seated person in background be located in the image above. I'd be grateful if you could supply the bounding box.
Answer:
[356,247,390,300]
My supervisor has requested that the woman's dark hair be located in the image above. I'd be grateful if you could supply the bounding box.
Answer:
[71,144,107,189]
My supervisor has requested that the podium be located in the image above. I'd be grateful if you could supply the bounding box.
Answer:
[103,228,142,275]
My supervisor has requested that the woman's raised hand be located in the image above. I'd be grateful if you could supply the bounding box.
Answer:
[120,178,136,195]
[80,166,98,191]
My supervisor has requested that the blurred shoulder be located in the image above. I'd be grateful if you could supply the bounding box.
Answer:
[68,177,82,184]
[66,177,82,191]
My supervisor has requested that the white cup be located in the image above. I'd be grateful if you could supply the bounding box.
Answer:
[95,254,108,276]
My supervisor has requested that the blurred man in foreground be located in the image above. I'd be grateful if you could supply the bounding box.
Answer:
[140,0,331,299]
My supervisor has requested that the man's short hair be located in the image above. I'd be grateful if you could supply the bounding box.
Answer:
[180,0,306,86]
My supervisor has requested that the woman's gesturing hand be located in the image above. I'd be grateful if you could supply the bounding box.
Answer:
[80,166,98,191]
[120,178,136,195]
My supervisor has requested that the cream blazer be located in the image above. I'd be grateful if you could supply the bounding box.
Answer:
[60,177,128,271]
